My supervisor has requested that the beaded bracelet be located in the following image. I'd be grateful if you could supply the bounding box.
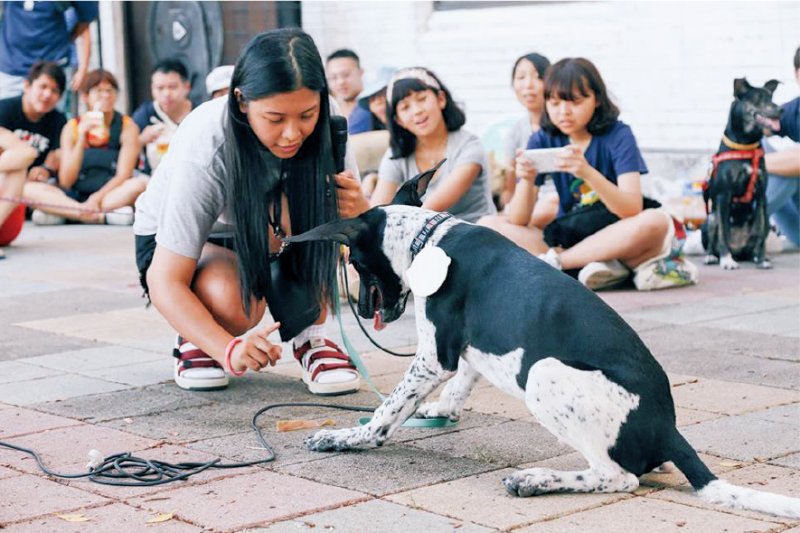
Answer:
[224,337,245,376]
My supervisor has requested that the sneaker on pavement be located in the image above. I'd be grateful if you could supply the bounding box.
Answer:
[173,335,229,391]
[104,206,135,226]
[294,338,360,396]
[536,248,562,270]
[32,209,66,226]
[578,260,630,290]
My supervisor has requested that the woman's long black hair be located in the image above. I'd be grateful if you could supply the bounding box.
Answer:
[386,68,465,159]
[223,28,338,314]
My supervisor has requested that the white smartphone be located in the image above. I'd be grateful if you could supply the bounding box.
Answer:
[522,148,566,173]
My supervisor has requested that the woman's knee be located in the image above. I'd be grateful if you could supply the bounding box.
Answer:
[477,213,505,230]
[193,259,260,333]
[634,209,670,243]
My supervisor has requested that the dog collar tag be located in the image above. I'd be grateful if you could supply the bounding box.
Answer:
[405,245,451,297]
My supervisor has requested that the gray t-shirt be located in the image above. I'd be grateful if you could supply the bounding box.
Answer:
[503,115,533,163]
[377,129,496,223]
[134,96,358,259]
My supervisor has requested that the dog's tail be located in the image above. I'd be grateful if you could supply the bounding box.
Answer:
[667,429,800,519]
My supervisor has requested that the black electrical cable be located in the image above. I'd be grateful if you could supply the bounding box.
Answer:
[0,402,376,487]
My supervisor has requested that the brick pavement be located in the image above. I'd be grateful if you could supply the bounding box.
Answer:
[0,223,798,532]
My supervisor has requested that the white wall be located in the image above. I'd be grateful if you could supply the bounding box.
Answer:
[302,1,799,151]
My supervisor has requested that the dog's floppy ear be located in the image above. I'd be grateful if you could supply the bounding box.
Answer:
[391,158,447,206]
[405,245,451,297]
[764,79,781,95]
[733,78,751,99]
[285,217,368,247]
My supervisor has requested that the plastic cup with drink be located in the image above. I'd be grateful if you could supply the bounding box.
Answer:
[86,103,109,146]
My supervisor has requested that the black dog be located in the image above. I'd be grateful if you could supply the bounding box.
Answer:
[287,170,800,519]
[703,78,781,269]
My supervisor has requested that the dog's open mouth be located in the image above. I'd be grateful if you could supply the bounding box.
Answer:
[370,285,386,331]
[755,112,781,132]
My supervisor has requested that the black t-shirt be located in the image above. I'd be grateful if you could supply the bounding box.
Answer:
[0,95,67,168]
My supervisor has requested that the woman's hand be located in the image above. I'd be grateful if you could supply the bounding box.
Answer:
[335,170,370,218]
[230,322,283,373]
[140,123,165,145]
[76,113,101,140]
[26,166,51,182]
[515,149,539,184]
[555,145,590,180]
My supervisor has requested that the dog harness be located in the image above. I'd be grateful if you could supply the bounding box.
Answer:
[410,212,453,258]
[705,134,764,211]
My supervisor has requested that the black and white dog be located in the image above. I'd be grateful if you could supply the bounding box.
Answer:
[703,78,782,270]
[287,171,800,518]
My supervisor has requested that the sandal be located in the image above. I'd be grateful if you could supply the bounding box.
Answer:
[294,338,360,396]
[173,335,229,391]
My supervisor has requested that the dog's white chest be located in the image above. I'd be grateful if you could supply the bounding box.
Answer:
[463,347,526,399]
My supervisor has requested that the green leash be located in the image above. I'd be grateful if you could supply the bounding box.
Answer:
[333,262,455,429]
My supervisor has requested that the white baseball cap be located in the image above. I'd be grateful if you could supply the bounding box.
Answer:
[205,65,234,95]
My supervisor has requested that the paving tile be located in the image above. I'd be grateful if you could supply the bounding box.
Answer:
[32,384,214,422]
[512,496,780,532]
[0,325,103,361]
[0,407,81,438]
[0,287,143,325]
[675,407,722,427]
[0,360,64,383]
[1,423,159,475]
[0,465,21,479]
[405,419,572,467]
[646,463,800,524]
[671,379,800,415]
[24,345,163,372]
[79,358,173,387]
[255,499,492,532]
[624,293,797,326]
[8,502,202,532]
[770,452,800,470]
[17,307,176,353]
[387,466,632,530]
[680,406,800,461]
[0,374,131,406]
[126,469,367,531]
[277,444,500,496]
[0,474,108,524]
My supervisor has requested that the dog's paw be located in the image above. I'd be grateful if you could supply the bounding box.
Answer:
[755,258,773,270]
[720,255,739,270]
[502,471,549,498]
[703,254,719,265]
[415,402,460,421]
[305,428,360,452]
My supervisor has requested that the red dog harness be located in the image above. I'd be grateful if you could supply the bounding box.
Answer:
[704,136,764,213]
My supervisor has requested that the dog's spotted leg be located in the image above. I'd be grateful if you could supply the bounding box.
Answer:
[504,357,640,497]
[306,354,448,452]
[416,358,478,421]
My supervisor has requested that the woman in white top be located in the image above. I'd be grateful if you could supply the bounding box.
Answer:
[133,29,369,395]
[369,67,495,223]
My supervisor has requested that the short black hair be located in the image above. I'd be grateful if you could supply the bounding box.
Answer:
[26,61,66,95]
[151,58,189,81]
[326,48,360,66]
[540,57,620,137]
[794,46,799,71]
[511,52,551,84]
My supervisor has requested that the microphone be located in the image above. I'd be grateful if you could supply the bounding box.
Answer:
[330,115,348,174]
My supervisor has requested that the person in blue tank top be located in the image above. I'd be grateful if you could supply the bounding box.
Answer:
[484,57,697,291]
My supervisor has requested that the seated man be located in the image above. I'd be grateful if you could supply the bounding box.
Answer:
[0,61,67,183]
[132,58,193,174]
[325,49,372,134]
